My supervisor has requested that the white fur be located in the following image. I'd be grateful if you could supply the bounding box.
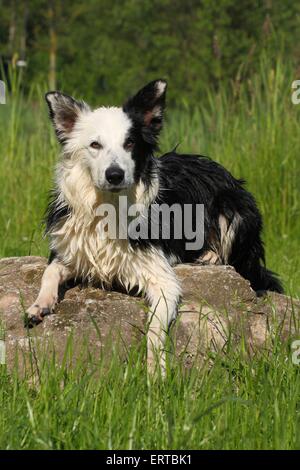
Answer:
[47,157,180,375]
[28,86,181,374]
[64,107,135,191]
[51,157,161,286]
[219,214,241,263]
[156,80,167,97]
[26,261,71,319]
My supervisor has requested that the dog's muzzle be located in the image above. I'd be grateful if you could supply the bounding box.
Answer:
[105,164,125,186]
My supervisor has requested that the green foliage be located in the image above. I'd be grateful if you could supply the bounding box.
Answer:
[0,328,300,449]
[1,0,300,104]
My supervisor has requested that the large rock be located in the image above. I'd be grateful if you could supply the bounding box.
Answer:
[0,256,299,370]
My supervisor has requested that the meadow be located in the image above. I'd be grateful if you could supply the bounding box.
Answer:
[0,59,299,449]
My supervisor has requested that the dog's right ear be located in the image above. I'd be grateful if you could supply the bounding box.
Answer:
[45,92,90,144]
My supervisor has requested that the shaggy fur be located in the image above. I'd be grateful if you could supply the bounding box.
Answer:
[26,79,283,374]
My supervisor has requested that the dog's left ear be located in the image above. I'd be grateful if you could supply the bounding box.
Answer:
[123,79,167,140]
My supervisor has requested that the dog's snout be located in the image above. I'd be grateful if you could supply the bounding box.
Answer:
[105,165,125,186]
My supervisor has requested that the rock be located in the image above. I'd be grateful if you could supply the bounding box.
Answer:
[0,256,299,370]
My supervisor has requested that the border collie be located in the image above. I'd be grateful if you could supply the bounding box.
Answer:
[26,79,283,373]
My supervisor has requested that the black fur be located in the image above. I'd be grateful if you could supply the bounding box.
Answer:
[122,80,283,294]
[153,152,283,293]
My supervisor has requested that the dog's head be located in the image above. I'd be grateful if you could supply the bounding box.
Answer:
[45,80,167,192]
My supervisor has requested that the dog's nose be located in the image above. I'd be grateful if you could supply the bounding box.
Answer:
[105,165,125,185]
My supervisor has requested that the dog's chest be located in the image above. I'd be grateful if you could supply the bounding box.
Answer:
[50,212,149,288]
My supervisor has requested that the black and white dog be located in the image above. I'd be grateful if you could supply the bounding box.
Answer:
[26,79,283,373]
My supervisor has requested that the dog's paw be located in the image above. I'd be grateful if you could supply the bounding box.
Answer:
[196,250,222,266]
[147,350,166,379]
[24,304,54,328]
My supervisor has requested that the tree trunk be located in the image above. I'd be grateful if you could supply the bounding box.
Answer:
[8,0,17,63]
[48,0,57,90]
[20,1,29,62]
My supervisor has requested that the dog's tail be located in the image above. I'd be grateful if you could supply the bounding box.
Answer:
[240,262,284,295]
[232,248,284,294]
[254,265,284,295]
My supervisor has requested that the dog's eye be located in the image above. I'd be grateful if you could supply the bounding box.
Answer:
[90,141,102,150]
[124,139,135,152]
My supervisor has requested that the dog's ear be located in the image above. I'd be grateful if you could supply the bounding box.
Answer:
[45,91,90,143]
[123,79,167,142]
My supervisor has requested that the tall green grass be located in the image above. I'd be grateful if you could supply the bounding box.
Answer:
[0,57,299,295]
[0,335,300,450]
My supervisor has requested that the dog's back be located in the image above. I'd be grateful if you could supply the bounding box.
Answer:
[144,151,283,294]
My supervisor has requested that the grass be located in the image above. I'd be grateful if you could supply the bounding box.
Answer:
[1,336,300,450]
[0,57,300,449]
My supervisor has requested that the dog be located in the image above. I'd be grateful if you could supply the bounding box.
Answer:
[26,79,283,373]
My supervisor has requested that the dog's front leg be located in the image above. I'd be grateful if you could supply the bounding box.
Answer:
[25,259,72,327]
[143,255,181,376]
